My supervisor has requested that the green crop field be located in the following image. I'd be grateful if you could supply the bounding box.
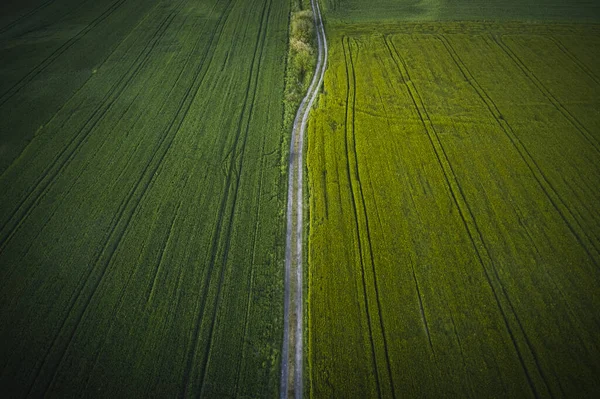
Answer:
[322,0,600,23]
[0,0,289,397]
[307,2,600,397]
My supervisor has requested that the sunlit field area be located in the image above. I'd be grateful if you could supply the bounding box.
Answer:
[307,2,600,397]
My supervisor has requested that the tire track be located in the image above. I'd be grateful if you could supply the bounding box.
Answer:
[448,307,475,397]
[342,37,381,399]
[0,99,146,305]
[352,50,397,399]
[0,14,171,299]
[345,36,395,399]
[384,36,549,399]
[383,38,447,358]
[0,10,176,254]
[233,59,271,394]
[70,0,234,394]
[16,85,148,262]
[410,263,434,353]
[438,34,600,263]
[82,175,192,395]
[438,34,600,394]
[0,3,162,189]
[172,0,265,394]
[548,36,600,86]
[0,0,195,256]
[282,0,327,396]
[0,0,54,35]
[145,199,184,305]
[173,0,240,388]
[24,0,235,393]
[491,34,600,155]
[196,0,273,396]
[0,0,127,104]
[174,0,240,392]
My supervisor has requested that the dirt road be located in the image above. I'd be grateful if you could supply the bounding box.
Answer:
[280,0,328,398]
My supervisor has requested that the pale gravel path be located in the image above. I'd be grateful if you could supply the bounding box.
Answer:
[280,0,328,398]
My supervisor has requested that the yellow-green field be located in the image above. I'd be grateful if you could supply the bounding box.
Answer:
[307,22,600,397]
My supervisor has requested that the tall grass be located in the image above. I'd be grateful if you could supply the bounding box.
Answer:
[283,1,316,132]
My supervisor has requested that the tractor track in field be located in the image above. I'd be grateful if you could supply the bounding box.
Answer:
[22,1,233,393]
[281,0,327,397]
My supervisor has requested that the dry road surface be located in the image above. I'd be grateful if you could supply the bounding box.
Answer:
[281,0,328,398]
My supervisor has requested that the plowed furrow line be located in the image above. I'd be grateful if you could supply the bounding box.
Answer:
[0,11,176,253]
[385,36,547,398]
[0,0,127,104]
[438,34,600,263]
[492,35,600,155]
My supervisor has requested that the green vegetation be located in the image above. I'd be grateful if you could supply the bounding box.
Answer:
[284,0,317,131]
[323,0,600,23]
[0,0,289,396]
[0,0,159,174]
[307,9,600,399]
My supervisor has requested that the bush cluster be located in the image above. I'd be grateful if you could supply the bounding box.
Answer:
[283,5,316,133]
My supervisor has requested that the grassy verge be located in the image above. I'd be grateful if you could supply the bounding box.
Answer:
[283,0,317,133]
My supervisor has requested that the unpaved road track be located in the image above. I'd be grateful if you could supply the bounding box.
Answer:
[280,0,327,398]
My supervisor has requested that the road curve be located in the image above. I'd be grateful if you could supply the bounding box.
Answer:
[281,0,328,398]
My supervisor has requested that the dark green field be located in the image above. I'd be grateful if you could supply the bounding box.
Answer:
[0,0,289,396]
[323,0,600,23]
